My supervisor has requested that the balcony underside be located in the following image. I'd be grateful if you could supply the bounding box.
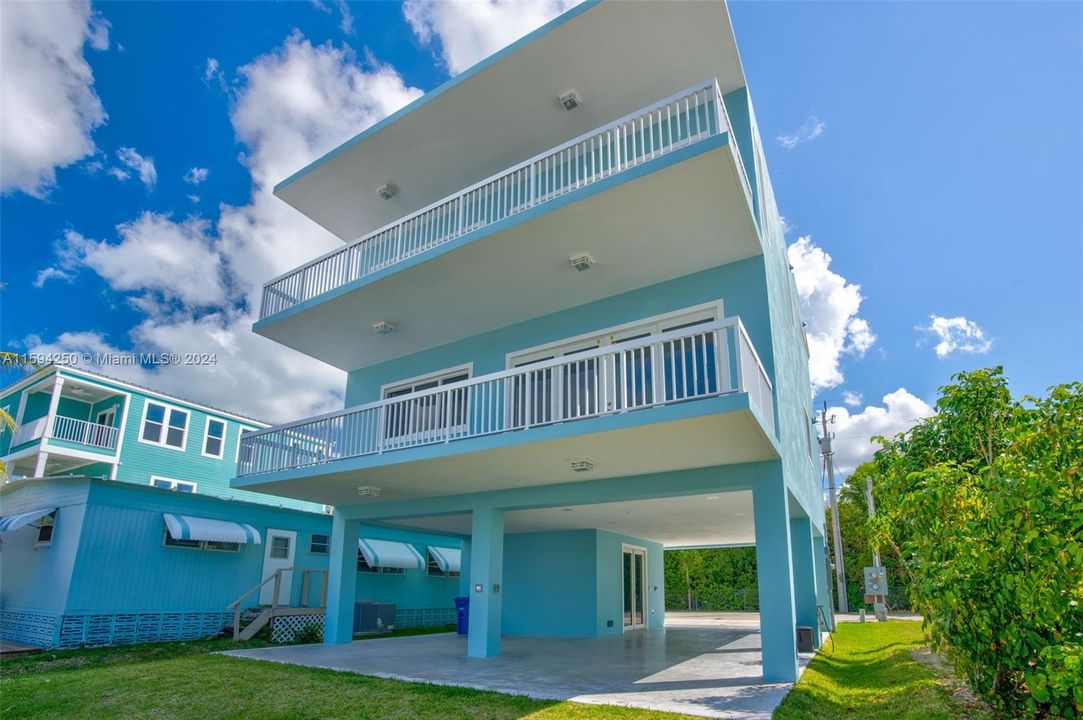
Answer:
[233,394,778,508]
[274,0,746,240]
[256,138,760,371]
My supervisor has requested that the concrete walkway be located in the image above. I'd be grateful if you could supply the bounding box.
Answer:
[224,614,817,719]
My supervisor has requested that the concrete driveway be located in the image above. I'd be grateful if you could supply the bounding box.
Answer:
[224,613,817,719]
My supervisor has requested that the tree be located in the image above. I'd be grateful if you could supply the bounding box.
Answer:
[0,353,40,480]
[867,368,1082,718]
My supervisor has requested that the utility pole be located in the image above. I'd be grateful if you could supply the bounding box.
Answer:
[819,403,848,613]
[865,477,880,568]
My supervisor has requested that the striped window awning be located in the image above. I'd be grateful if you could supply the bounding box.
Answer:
[427,546,462,573]
[163,513,261,544]
[0,508,55,533]
[358,538,424,569]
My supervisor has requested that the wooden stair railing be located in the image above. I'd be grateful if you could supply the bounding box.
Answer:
[227,568,330,641]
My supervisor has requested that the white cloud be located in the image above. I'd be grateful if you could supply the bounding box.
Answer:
[828,388,936,476]
[842,390,863,407]
[106,167,129,181]
[403,0,582,75]
[0,0,108,197]
[116,146,157,189]
[28,33,423,422]
[311,0,354,34]
[788,236,876,392]
[920,315,993,358]
[32,267,74,288]
[187,194,200,204]
[184,167,210,185]
[777,115,825,150]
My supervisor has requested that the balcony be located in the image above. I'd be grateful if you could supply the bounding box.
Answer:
[235,318,776,505]
[262,80,751,323]
[256,80,762,371]
[10,415,120,453]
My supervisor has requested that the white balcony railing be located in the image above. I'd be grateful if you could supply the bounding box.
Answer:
[259,78,753,321]
[238,318,773,477]
[7,415,119,452]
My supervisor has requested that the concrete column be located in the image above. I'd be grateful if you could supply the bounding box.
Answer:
[812,532,835,631]
[458,537,472,599]
[789,515,820,649]
[753,476,799,682]
[467,506,504,658]
[324,511,360,644]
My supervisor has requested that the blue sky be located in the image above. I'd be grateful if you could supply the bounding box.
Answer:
[1,0,1080,475]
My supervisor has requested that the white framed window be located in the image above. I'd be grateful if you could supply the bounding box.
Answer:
[150,476,197,493]
[35,510,57,547]
[309,533,330,554]
[140,401,189,450]
[505,302,723,423]
[380,365,472,444]
[202,417,227,459]
[426,549,460,578]
[356,551,405,575]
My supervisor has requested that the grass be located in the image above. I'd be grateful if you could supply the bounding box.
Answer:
[774,620,993,720]
[1,630,693,720]
[1,620,990,719]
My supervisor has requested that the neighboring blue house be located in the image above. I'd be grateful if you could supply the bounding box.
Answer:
[235,0,831,682]
[0,367,464,648]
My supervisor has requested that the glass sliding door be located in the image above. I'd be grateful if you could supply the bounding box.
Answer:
[622,546,647,630]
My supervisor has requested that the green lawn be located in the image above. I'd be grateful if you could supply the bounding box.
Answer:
[774,620,993,720]
[1,621,988,720]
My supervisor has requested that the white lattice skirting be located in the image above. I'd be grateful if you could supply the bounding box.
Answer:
[271,614,325,643]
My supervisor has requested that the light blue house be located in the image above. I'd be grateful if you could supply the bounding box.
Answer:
[234,0,831,682]
[0,367,465,647]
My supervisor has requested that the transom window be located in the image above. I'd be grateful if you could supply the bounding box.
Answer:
[141,402,189,449]
[151,476,197,493]
[203,418,226,458]
[356,552,405,575]
[310,534,330,554]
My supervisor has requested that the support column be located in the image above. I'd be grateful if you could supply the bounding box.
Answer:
[458,537,472,599]
[812,532,835,631]
[35,377,65,477]
[324,511,360,644]
[467,507,504,658]
[753,476,799,682]
[789,515,820,649]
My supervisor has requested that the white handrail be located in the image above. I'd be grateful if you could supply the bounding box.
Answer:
[259,79,733,320]
[50,416,119,450]
[238,317,775,477]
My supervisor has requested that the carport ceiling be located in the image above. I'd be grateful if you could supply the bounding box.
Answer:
[388,491,755,548]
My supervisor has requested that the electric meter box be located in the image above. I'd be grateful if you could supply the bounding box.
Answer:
[864,566,889,596]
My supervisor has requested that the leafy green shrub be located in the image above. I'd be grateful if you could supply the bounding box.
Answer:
[290,620,323,645]
[868,369,1082,718]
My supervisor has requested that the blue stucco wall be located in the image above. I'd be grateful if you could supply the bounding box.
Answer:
[595,530,665,634]
[503,530,598,637]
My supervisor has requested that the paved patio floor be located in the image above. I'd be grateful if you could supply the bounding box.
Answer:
[225,613,816,718]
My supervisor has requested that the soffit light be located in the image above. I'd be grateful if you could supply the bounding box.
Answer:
[373,321,395,335]
[357,486,382,497]
[559,90,581,111]
[376,183,396,200]
[568,252,596,272]
[569,459,594,472]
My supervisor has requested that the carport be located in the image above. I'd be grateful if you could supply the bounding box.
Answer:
[225,613,819,719]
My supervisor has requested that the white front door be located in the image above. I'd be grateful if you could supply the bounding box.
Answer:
[260,529,296,605]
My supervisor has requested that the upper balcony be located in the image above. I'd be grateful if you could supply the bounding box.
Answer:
[234,317,778,508]
[255,80,761,371]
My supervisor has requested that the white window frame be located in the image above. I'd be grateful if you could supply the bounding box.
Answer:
[149,475,197,493]
[309,533,330,555]
[201,416,228,459]
[236,425,259,463]
[138,400,190,451]
[379,364,473,444]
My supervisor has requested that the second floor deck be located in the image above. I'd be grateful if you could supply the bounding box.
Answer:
[235,317,776,503]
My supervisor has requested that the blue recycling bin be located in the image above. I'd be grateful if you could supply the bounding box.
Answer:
[454,596,469,635]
